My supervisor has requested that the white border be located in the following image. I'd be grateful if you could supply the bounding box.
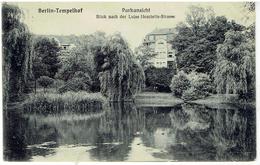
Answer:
[0,1,259,165]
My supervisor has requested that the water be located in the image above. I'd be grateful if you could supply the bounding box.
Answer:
[4,102,256,161]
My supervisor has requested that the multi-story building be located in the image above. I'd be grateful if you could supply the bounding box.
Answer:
[143,28,176,68]
[60,43,76,51]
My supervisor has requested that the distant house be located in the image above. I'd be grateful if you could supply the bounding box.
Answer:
[58,43,76,60]
[143,28,177,68]
[60,43,76,51]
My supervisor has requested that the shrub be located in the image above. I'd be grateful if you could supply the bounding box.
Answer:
[170,71,191,97]
[171,71,213,100]
[37,76,54,92]
[145,66,176,92]
[188,71,213,95]
[182,87,201,101]
[23,91,107,113]
[58,78,91,93]
[58,71,92,93]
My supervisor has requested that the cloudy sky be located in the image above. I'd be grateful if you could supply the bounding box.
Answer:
[15,2,255,49]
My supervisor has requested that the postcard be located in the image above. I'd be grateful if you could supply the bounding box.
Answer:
[2,1,256,163]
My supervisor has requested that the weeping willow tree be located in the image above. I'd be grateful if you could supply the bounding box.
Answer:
[2,3,32,103]
[214,29,255,100]
[94,33,145,101]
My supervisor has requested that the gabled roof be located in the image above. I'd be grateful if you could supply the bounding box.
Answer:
[148,28,176,35]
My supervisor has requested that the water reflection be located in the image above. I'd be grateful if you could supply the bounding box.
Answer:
[4,102,256,161]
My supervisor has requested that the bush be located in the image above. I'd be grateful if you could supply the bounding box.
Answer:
[171,71,213,100]
[37,76,54,91]
[145,66,176,92]
[188,72,213,95]
[170,71,191,97]
[58,71,92,93]
[182,87,202,101]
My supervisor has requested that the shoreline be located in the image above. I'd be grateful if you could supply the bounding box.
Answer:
[135,92,255,108]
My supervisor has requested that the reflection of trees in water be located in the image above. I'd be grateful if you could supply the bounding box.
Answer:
[169,104,216,160]
[4,109,32,161]
[208,106,256,161]
[168,103,256,161]
[18,102,145,161]
[89,102,144,161]
[139,107,173,148]
[5,102,255,161]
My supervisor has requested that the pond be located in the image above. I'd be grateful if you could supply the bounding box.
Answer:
[4,102,256,161]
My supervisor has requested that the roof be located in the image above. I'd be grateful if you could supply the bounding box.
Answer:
[148,28,176,35]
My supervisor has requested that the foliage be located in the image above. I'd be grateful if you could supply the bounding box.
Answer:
[172,6,244,75]
[94,33,145,101]
[170,71,191,97]
[144,66,176,92]
[213,30,255,100]
[32,37,61,79]
[186,5,215,34]
[37,76,54,91]
[135,45,156,70]
[188,71,213,95]
[244,2,255,12]
[57,32,106,92]
[182,87,200,101]
[2,3,32,102]
[171,71,213,100]
[58,71,92,93]
[24,91,106,113]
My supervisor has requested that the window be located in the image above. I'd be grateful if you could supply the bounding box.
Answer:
[149,35,155,41]
[168,54,173,58]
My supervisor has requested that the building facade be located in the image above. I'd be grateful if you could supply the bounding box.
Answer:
[143,28,176,68]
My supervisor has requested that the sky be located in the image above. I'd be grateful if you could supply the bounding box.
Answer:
[14,2,255,50]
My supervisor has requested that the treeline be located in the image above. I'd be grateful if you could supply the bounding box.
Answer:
[3,3,32,104]
[3,3,144,106]
[136,5,255,101]
[171,5,255,101]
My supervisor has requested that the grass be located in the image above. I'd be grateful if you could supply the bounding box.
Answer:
[135,92,255,109]
[23,91,107,113]
[188,94,255,109]
[135,92,183,107]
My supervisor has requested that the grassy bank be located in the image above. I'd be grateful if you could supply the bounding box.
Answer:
[135,92,255,108]
[135,92,183,107]
[188,94,255,109]
[23,91,107,113]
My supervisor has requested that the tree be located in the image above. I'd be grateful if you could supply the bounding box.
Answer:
[186,5,215,34]
[32,37,61,92]
[32,37,61,78]
[94,33,145,101]
[2,3,32,102]
[172,6,244,75]
[135,45,155,70]
[213,30,255,100]
[57,32,106,92]
[58,71,92,93]
[144,66,176,92]
[37,76,54,92]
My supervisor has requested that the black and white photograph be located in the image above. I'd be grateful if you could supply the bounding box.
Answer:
[1,1,257,162]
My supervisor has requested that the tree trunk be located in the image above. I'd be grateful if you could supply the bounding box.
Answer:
[34,79,37,94]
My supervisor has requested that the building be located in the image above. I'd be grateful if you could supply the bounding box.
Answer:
[143,28,176,68]
[60,43,76,51]
[58,43,77,61]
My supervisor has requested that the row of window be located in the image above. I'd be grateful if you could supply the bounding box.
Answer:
[151,62,166,65]
[148,35,167,41]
